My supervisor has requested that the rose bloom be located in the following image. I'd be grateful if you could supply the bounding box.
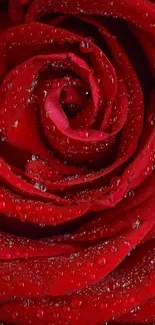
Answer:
[0,0,155,324]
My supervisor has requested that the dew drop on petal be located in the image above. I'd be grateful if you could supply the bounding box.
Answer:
[111,245,118,253]
[36,308,44,318]
[5,253,11,259]
[133,219,141,229]
[97,257,107,265]
[110,177,121,189]
[71,298,83,308]
[78,130,89,138]
[80,40,91,52]
[97,132,104,139]
[128,190,135,197]
[31,154,39,161]
[2,274,11,281]
[90,274,96,280]
[148,113,155,125]
[12,120,19,128]
[34,182,47,192]
[100,303,108,310]
[17,280,25,288]
[12,312,19,320]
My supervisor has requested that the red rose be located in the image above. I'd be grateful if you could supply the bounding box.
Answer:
[0,0,155,324]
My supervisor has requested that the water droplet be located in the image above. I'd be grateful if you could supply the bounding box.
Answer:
[128,190,135,197]
[53,312,59,319]
[17,86,23,92]
[25,204,31,211]
[79,130,89,138]
[31,154,39,161]
[71,299,82,308]
[110,177,121,189]
[80,40,91,52]
[136,115,142,122]
[12,120,19,128]
[90,274,96,280]
[133,219,141,229]
[0,201,6,208]
[100,303,108,310]
[23,299,30,309]
[21,214,28,222]
[12,312,19,320]
[145,166,151,176]
[36,308,44,318]
[149,113,155,125]
[2,274,11,281]
[18,280,25,288]
[0,136,7,142]
[34,182,47,192]
[8,82,12,89]
[16,205,21,211]
[63,304,70,312]
[111,245,118,253]
[5,253,11,259]
[97,132,104,139]
[97,257,106,265]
